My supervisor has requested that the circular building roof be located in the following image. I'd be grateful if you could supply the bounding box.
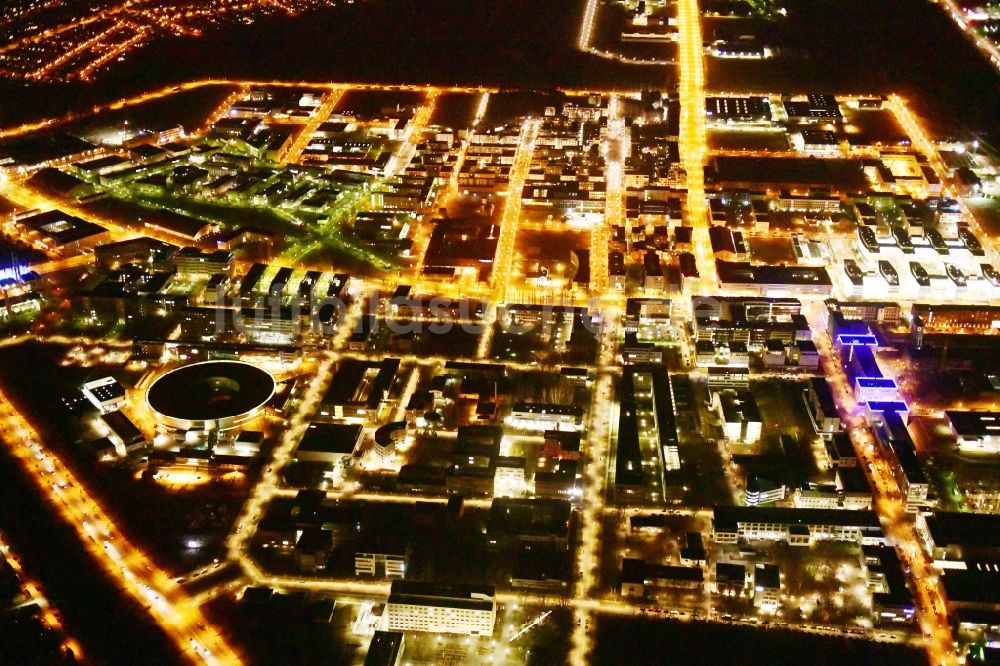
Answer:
[147,360,275,430]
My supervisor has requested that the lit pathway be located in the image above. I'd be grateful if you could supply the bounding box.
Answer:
[492,118,539,301]
[677,0,717,290]
[0,384,243,665]
[804,301,957,666]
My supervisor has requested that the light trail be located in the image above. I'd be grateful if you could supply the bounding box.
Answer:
[0,384,243,665]
[0,531,85,661]
[226,353,337,565]
[385,89,439,177]
[595,94,624,294]
[491,117,539,301]
[931,0,1000,74]
[569,307,620,665]
[278,87,344,164]
[804,301,958,666]
[578,0,599,52]
[447,91,491,196]
[677,0,716,290]
[507,610,552,643]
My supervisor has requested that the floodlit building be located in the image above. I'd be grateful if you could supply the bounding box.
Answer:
[82,377,126,415]
[712,506,886,546]
[804,377,843,436]
[946,411,1000,455]
[753,564,782,612]
[718,390,762,443]
[294,422,363,466]
[384,581,496,636]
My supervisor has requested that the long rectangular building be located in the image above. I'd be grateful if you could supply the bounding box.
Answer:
[715,261,833,296]
[872,411,928,509]
[804,377,842,436]
[911,303,1000,333]
[614,364,679,503]
[384,581,496,636]
[919,512,1000,561]
[712,506,886,546]
[318,358,400,419]
[946,411,1000,455]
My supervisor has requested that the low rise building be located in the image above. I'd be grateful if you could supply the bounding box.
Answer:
[21,209,109,252]
[81,377,126,415]
[718,390,762,444]
[946,411,1000,455]
[318,358,400,420]
[713,562,749,596]
[364,631,404,666]
[486,498,573,548]
[293,422,363,466]
[172,248,233,276]
[804,377,843,437]
[918,512,1000,562]
[712,506,886,546]
[509,402,583,431]
[863,546,916,624]
[619,558,705,596]
[753,563,782,612]
[356,533,409,579]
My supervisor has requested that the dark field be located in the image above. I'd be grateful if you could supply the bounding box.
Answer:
[0,0,665,129]
[706,0,1000,145]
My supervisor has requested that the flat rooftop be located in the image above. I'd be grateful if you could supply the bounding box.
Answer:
[926,512,1000,549]
[387,580,494,611]
[296,422,363,456]
[22,210,106,245]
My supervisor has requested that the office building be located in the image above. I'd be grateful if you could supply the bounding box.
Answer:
[384,581,496,636]
[712,506,886,546]
[81,377,126,415]
[804,377,843,436]
[946,411,1000,455]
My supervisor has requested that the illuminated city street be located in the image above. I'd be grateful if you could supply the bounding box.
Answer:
[0,0,999,663]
